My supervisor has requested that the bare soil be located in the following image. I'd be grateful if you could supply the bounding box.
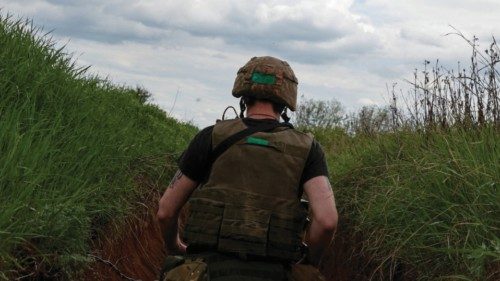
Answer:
[83,192,364,281]
[84,204,165,281]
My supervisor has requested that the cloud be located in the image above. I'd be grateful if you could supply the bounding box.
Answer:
[1,0,499,127]
[1,0,380,64]
[357,98,379,106]
[2,0,167,43]
[119,1,379,64]
[400,27,444,48]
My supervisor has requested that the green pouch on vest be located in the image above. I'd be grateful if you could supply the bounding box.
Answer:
[218,204,271,256]
[184,198,224,248]
[267,212,306,260]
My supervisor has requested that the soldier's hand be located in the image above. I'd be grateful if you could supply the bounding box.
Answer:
[166,238,187,256]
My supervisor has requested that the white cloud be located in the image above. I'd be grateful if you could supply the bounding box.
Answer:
[357,98,379,106]
[1,0,499,127]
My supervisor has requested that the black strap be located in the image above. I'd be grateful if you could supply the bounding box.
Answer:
[209,122,292,165]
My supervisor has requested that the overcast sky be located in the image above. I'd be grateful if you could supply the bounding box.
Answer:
[1,0,499,127]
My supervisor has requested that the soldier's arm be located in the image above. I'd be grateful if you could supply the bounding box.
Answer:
[303,175,338,266]
[157,170,198,255]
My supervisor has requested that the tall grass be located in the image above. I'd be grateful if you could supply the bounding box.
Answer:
[319,127,499,280]
[305,35,500,280]
[1,11,497,281]
[389,32,500,131]
[0,15,196,279]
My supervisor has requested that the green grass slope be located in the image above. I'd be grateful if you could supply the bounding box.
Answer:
[0,16,196,279]
[314,127,499,280]
[2,12,498,281]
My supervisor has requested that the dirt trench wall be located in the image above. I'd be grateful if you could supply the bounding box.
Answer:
[85,209,365,281]
[85,206,166,281]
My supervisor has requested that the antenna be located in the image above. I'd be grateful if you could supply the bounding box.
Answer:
[222,106,238,120]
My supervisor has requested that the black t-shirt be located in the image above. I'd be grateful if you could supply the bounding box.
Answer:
[179,118,329,187]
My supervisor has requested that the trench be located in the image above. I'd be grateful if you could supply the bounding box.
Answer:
[83,191,166,281]
[83,189,368,281]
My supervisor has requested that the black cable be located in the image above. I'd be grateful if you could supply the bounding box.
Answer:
[239,98,246,118]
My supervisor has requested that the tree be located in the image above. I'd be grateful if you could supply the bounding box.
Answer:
[346,105,392,135]
[294,97,345,128]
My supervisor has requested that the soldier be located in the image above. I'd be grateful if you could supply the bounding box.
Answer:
[157,56,338,280]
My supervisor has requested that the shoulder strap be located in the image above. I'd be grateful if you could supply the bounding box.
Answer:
[209,121,292,164]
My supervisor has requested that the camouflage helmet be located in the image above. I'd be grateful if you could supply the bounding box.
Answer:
[232,56,298,111]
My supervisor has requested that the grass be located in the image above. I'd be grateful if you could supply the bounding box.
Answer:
[0,15,196,279]
[323,128,499,280]
[304,34,500,280]
[1,12,498,281]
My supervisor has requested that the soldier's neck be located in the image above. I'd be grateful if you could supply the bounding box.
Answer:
[246,103,279,120]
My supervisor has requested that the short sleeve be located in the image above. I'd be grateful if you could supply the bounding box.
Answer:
[178,125,213,183]
[300,140,329,186]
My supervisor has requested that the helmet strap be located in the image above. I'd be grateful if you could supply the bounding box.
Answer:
[281,108,290,123]
[239,98,246,118]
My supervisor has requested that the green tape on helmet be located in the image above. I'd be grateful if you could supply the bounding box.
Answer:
[232,56,298,111]
[251,72,276,85]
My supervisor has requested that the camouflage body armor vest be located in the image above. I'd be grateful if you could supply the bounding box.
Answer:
[184,118,313,262]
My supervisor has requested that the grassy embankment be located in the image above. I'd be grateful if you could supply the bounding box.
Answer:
[0,16,196,279]
[316,126,498,280]
[1,13,498,281]
[310,38,499,280]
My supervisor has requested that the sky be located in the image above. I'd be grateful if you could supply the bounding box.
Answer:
[1,0,499,127]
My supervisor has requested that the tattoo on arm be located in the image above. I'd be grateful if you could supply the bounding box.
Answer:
[169,170,183,189]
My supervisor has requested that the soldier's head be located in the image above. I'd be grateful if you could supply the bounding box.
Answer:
[232,56,298,121]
